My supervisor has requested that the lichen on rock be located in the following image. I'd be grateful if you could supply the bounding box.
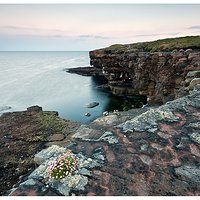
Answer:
[175,165,200,183]
[72,124,119,144]
[34,145,67,165]
[117,108,179,133]
[190,133,200,144]
[22,145,105,196]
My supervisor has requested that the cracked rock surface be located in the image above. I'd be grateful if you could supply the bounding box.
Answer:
[2,86,200,196]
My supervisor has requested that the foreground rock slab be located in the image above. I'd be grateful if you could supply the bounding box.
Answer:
[0,106,80,195]
[8,145,105,196]
[77,87,200,195]
[3,86,200,196]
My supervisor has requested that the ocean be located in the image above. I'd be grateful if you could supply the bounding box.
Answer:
[0,51,119,123]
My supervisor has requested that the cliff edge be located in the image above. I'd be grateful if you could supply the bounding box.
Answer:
[90,36,200,105]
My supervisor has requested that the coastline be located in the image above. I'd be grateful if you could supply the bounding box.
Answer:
[1,36,200,196]
[1,85,200,196]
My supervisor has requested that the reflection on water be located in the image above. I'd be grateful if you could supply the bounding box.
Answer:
[104,95,147,112]
[91,75,147,114]
[91,75,108,86]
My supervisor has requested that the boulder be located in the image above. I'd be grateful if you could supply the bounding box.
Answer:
[27,105,43,112]
[86,102,99,108]
[84,113,91,117]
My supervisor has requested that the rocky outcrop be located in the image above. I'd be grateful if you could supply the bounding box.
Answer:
[66,67,103,76]
[0,106,80,195]
[4,85,200,196]
[8,145,104,196]
[89,36,200,105]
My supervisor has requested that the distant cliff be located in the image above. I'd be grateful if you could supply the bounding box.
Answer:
[90,36,200,105]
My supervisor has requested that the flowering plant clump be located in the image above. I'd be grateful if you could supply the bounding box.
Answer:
[48,150,78,180]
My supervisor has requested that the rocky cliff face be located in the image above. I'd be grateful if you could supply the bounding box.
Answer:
[90,39,200,105]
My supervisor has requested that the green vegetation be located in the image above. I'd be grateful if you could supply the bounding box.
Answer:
[122,105,131,112]
[48,151,78,180]
[35,112,65,133]
[105,36,200,52]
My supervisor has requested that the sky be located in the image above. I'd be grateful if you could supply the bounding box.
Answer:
[0,4,200,51]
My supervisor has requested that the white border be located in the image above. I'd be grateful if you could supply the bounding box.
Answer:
[0,0,200,4]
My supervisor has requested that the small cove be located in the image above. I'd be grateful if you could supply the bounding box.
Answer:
[0,51,145,123]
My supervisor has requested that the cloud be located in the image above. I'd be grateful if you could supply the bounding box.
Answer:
[135,33,163,37]
[50,35,66,38]
[0,26,71,37]
[1,25,45,32]
[135,32,180,37]
[0,26,112,40]
[1,25,23,30]
[79,35,111,39]
[1,26,67,32]
[188,26,200,30]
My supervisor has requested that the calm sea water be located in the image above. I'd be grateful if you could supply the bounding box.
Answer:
[0,51,122,123]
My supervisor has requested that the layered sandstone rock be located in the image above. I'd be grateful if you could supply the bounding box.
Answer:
[90,37,200,105]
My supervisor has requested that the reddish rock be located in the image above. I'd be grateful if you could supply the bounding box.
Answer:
[157,131,172,139]
[103,146,116,163]
[8,179,58,196]
[138,155,152,166]
[87,192,96,196]
[127,147,136,153]
[128,174,149,195]
[89,45,200,105]
[3,81,200,196]
[150,143,164,150]
[159,123,181,135]
[189,144,200,157]
[0,108,80,195]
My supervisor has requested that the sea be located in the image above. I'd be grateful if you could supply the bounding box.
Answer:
[0,51,126,123]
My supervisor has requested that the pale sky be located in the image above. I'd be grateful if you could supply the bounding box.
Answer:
[0,4,200,51]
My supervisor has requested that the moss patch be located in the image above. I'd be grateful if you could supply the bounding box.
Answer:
[35,112,65,133]
[105,36,200,52]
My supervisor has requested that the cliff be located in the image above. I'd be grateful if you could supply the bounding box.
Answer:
[90,36,200,105]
